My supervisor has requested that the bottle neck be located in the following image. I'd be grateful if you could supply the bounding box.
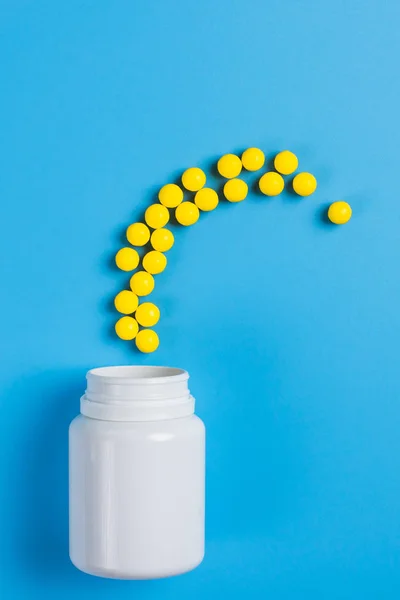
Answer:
[81,366,194,422]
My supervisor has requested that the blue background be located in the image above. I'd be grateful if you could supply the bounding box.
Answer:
[1,1,400,598]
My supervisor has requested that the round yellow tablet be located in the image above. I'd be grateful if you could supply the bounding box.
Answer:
[126,222,150,246]
[115,247,140,271]
[241,147,265,171]
[145,204,170,229]
[223,178,248,202]
[175,201,200,225]
[181,167,206,191]
[130,271,155,296]
[114,290,139,314]
[142,250,167,274]
[217,154,242,178]
[274,150,298,175]
[259,172,284,196]
[135,329,159,353]
[115,316,139,340]
[151,228,174,252]
[194,188,219,211]
[293,172,317,196]
[135,302,160,327]
[328,201,352,224]
[158,183,184,208]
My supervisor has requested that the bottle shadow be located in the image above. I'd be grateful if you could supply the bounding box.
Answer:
[7,369,87,586]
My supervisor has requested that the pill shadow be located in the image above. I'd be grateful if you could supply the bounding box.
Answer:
[282,176,298,200]
[201,155,221,180]
[249,176,263,197]
[265,153,276,172]
[315,203,334,228]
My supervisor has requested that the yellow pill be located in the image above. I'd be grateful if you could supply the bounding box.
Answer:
[135,329,159,353]
[126,222,150,246]
[115,247,140,271]
[142,250,167,274]
[328,201,352,225]
[274,150,299,175]
[135,302,160,327]
[175,201,200,225]
[115,316,139,340]
[145,204,170,229]
[181,167,206,191]
[259,172,284,196]
[158,183,184,208]
[217,154,242,178]
[130,271,155,296]
[151,228,174,252]
[114,290,139,314]
[293,172,317,196]
[241,147,265,171]
[194,188,219,211]
[223,178,248,202]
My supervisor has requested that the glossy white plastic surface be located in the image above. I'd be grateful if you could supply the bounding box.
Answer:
[69,366,205,580]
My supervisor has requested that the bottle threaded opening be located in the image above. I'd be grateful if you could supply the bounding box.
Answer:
[88,365,188,383]
[81,365,193,422]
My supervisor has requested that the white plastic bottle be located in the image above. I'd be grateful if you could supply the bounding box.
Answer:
[69,366,205,580]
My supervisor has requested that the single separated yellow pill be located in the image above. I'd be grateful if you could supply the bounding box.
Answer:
[114,290,139,314]
[151,228,174,252]
[115,247,140,271]
[223,178,248,202]
[158,183,184,208]
[217,154,242,178]
[115,316,139,340]
[142,250,167,274]
[259,172,284,196]
[135,329,159,353]
[328,201,352,224]
[126,222,150,246]
[135,302,160,327]
[130,271,155,296]
[145,204,170,229]
[241,147,265,171]
[293,172,317,196]
[181,167,206,191]
[175,201,200,225]
[274,150,299,175]
[194,188,219,211]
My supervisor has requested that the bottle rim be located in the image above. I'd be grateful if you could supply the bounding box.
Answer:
[88,365,188,384]
[81,365,193,422]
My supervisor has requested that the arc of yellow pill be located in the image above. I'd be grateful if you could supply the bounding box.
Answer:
[111,149,350,352]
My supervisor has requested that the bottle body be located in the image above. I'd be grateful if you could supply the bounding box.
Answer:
[69,366,205,580]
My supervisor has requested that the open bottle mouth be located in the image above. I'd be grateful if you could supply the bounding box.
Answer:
[82,365,193,422]
[88,365,187,383]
